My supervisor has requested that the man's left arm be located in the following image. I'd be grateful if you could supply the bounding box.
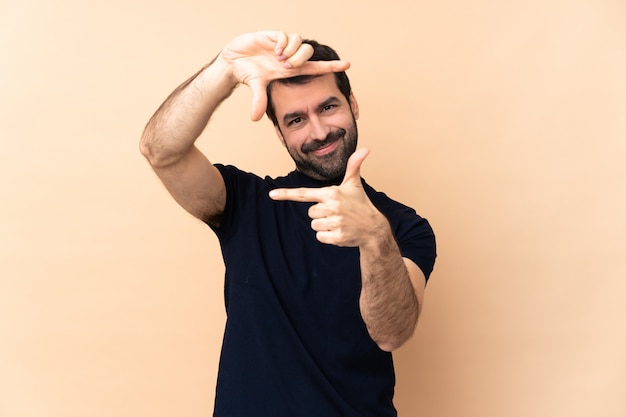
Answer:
[269,148,425,352]
[357,217,425,352]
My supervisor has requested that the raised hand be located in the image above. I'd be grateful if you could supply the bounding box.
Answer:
[220,31,350,121]
[269,149,388,248]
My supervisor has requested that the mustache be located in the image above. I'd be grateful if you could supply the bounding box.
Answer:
[301,128,346,153]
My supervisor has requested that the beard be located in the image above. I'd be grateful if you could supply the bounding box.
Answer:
[285,116,358,181]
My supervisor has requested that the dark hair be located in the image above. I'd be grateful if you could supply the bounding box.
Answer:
[265,39,352,126]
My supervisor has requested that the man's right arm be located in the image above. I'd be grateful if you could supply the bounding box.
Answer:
[139,31,351,225]
[139,54,236,224]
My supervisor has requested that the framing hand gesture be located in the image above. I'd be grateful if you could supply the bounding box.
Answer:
[220,31,351,120]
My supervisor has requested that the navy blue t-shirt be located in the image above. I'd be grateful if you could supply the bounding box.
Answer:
[209,165,436,417]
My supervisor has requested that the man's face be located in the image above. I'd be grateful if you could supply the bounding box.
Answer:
[270,73,359,181]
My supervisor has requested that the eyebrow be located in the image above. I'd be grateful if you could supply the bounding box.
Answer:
[282,96,342,126]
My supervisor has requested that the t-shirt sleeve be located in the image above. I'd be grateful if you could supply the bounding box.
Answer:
[395,213,437,281]
[368,189,437,281]
[207,164,255,240]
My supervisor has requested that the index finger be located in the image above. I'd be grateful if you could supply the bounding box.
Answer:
[269,187,327,202]
[293,59,351,74]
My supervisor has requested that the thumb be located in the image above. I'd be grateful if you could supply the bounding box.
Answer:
[248,79,268,121]
[341,148,370,185]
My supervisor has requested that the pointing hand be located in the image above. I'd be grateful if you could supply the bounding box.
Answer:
[269,149,386,247]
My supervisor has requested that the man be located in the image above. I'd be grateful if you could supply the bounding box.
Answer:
[140,30,436,417]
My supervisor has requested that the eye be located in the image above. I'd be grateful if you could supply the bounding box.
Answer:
[322,104,336,112]
[287,117,302,126]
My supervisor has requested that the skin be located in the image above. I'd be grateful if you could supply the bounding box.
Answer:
[139,31,425,351]
[270,74,358,181]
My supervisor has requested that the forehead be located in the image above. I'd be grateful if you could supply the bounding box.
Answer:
[270,73,344,116]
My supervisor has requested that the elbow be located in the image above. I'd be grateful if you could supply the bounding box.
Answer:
[372,325,417,352]
[139,134,176,168]
[370,314,419,352]
[374,333,413,353]
[138,138,153,161]
[139,132,156,161]
[377,341,400,353]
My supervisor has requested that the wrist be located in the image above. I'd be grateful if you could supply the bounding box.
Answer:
[199,52,239,93]
[360,212,395,254]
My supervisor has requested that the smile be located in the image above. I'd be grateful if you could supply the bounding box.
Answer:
[303,128,346,156]
[311,139,340,156]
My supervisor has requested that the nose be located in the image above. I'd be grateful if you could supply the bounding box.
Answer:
[308,115,330,141]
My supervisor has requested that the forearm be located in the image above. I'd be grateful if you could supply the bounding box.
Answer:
[359,217,420,352]
[139,53,237,167]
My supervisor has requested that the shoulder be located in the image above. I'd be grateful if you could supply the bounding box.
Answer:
[362,180,421,221]
[215,164,298,188]
[364,182,433,240]
[215,163,262,183]
[362,179,437,279]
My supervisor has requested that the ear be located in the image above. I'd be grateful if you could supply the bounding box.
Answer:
[274,124,286,147]
[349,92,360,120]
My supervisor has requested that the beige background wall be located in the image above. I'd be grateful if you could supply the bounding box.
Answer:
[1,0,625,416]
